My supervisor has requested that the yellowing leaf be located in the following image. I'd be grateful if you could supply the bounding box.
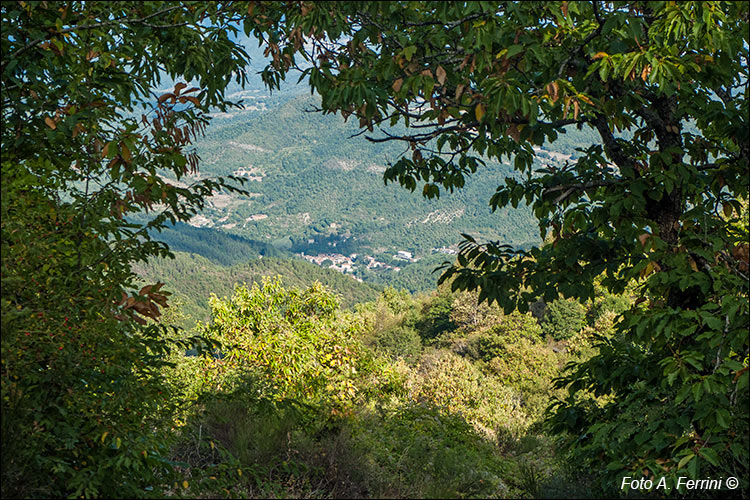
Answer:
[641,262,654,278]
[115,437,121,449]
[120,142,131,162]
[403,45,417,61]
[475,103,485,122]
[182,480,189,489]
[578,94,594,106]
[593,52,609,60]
[677,453,694,470]
[101,431,108,443]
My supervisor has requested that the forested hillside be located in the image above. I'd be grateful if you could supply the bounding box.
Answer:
[134,251,382,326]
[168,92,543,256]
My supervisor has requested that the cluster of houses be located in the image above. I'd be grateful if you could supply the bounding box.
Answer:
[300,252,403,274]
[301,253,357,273]
[363,255,401,272]
[432,246,458,255]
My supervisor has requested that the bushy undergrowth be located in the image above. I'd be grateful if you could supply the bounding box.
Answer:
[159,278,628,498]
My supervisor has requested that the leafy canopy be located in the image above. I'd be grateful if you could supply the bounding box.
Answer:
[2,1,251,496]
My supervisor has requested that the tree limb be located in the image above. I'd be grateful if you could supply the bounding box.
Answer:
[10,5,184,59]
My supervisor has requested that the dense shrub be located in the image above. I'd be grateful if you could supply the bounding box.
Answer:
[540,299,587,340]
[410,350,529,437]
[475,312,543,360]
[379,287,414,315]
[342,404,509,498]
[586,292,631,336]
[486,340,566,421]
[413,288,456,341]
[449,290,503,330]
[198,277,372,412]
[372,326,423,363]
[1,190,188,498]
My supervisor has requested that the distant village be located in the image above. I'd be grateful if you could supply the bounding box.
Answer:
[298,246,460,278]
[298,252,406,277]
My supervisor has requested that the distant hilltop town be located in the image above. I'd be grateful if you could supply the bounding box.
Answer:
[299,252,405,276]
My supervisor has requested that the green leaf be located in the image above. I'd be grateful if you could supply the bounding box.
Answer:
[699,447,720,467]
[677,453,694,471]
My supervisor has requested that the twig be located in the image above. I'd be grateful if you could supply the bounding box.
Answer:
[11,5,183,58]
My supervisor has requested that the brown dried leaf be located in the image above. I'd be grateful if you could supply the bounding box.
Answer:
[44,117,56,129]
[435,65,447,86]
[546,81,559,103]
[732,243,749,264]
[507,124,521,142]
[455,84,465,101]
